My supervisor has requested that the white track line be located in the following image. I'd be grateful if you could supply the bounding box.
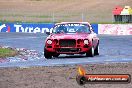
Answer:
[0,36,45,40]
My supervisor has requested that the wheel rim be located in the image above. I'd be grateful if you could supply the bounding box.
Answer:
[92,47,94,55]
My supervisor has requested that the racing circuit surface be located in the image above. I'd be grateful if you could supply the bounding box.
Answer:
[0,33,132,67]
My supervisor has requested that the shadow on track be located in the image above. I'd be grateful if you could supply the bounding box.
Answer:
[51,54,101,59]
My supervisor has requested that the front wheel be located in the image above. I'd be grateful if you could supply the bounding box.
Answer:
[44,48,52,59]
[53,53,60,58]
[86,47,94,57]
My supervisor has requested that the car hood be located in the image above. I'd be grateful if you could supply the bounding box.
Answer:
[48,33,90,40]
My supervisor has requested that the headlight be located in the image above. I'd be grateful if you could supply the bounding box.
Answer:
[47,39,52,44]
[84,40,89,45]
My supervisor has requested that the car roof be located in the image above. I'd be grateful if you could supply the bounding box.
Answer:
[55,22,91,25]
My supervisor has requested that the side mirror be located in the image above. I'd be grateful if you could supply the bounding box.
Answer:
[46,28,54,35]
[92,29,94,32]
[46,32,50,35]
[90,26,94,32]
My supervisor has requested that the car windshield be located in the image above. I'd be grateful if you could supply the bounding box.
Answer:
[52,23,91,34]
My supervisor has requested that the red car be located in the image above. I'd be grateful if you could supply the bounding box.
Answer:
[44,22,99,59]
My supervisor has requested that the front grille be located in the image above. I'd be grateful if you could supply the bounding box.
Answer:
[57,48,79,52]
[59,39,76,47]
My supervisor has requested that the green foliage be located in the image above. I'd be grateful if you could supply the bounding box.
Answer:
[0,48,18,58]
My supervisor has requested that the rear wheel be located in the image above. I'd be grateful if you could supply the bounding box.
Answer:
[44,48,52,59]
[86,47,94,57]
[94,44,99,55]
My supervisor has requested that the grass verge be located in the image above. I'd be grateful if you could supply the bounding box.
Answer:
[0,48,18,58]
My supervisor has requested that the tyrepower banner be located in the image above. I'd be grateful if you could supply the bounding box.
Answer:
[98,24,132,35]
[0,23,54,33]
[0,23,98,34]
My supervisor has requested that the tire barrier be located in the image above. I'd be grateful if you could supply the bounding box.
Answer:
[113,6,132,23]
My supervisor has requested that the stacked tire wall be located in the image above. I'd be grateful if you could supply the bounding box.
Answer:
[113,6,132,23]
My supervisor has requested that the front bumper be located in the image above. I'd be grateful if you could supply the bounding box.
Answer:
[45,45,92,54]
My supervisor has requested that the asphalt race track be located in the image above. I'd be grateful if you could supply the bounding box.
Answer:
[0,33,132,67]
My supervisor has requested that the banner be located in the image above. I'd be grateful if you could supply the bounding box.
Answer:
[91,24,98,34]
[1,23,132,35]
[0,23,54,33]
[98,24,132,35]
[0,23,98,34]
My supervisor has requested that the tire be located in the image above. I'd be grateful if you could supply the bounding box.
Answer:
[86,46,94,57]
[94,44,99,55]
[76,75,86,86]
[53,53,60,58]
[44,48,52,59]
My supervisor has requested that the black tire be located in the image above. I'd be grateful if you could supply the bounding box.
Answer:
[53,53,60,58]
[86,46,94,57]
[94,44,99,55]
[76,75,86,86]
[44,48,52,59]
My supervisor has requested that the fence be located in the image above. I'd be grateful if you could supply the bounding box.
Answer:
[1,12,113,23]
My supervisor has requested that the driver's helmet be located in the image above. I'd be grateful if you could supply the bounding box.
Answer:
[77,26,87,33]
[57,26,67,33]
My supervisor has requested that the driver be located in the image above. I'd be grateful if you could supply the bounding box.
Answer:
[77,26,87,33]
[57,26,67,33]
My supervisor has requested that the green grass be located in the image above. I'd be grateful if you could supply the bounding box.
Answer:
[0,19,130,24]
[0,48,18,58]
[0,20,59,23]
[91,22,131,24]
[29,15,52,18]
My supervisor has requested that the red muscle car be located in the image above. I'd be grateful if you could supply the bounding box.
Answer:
[44,22,99,59]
